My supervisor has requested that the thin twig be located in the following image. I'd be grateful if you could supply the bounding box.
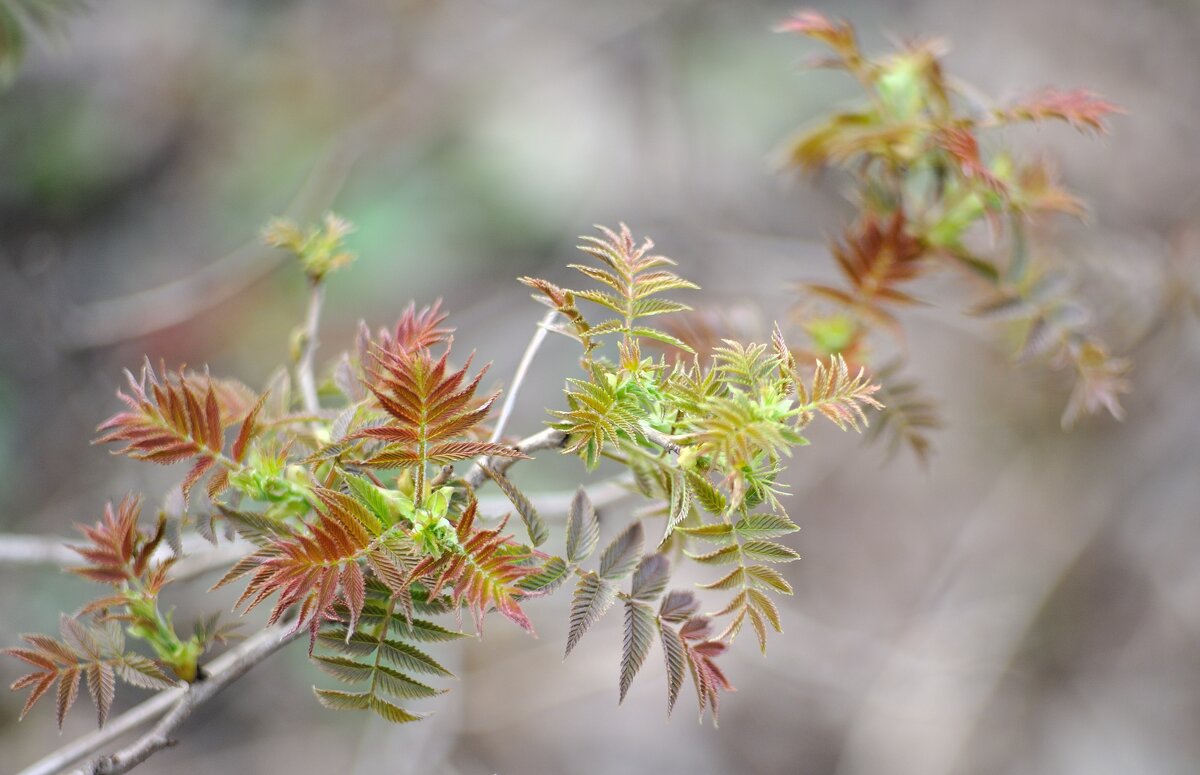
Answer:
[464,427,568,489]
[490,310,558,443]
[17,620,302,775]
[0,481,641,575]
[295,281,326,419]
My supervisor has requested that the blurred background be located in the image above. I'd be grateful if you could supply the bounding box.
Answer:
[1,0,1199,773]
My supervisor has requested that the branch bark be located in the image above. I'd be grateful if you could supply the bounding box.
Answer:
[489,309,557,444]
[17,620,303,775]
[295,280,326,418]
[463,427,567,489]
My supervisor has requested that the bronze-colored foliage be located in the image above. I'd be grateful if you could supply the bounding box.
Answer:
[3,616,174,729]
[94,361,253,502]
[778,8,1129,441]
[357,340,525,476]
[4,11,1132,746]
[407,500,539,634]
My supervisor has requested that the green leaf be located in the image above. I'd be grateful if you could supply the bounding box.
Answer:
[573,289,627,316]
[599,521,644,580]
[631,298,692,318]
[747,588,782,632]
[746,564,793,595]
[346,611,466,643]
[344,473,394,527]
[371,664,441,700]
[629,327,694,352]
[566,487,599,564]
[620,602,656,703]
[565,574,617,657]
[735,513,800,540]
[369,695,425,723]
[741,540,801,563]
[685,544,740,565]
[676,523,734,544]
[314,688,371,711]
[483,467,548,546]
[314,655,373,684]
[319,632,452,677]
[685,471,727,514]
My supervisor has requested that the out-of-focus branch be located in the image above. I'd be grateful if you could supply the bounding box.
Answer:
[58,136,362,351]
[0,534,78,566]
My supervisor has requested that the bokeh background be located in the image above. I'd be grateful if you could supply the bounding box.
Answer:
[2,0,1199,773]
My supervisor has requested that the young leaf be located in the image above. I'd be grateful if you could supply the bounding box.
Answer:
[599,521,645,581]
[565,573,617,657]
[357,341,526,474]
[619,601,656,703]
[566,487,599,565]
[659,590,700,624]
[734,513,800,540]
[630,553,671,601]
[740,540,802,563]
[408,501,539,635]
[482,466,548,547]
[661,471,691,544]
[94,362,233,502]
[659,623,687,715]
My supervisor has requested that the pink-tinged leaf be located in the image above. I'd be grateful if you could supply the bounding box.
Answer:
[659,624,687,715]
[997,88,1123,134]
[774,10,858,59]
[934,127,1007,197]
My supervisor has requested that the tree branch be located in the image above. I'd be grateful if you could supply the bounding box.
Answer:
[295,280,326,417]
[489,310,557,444]
[16,620,303,775]
[464,427,568,489]
[0,534,78,566]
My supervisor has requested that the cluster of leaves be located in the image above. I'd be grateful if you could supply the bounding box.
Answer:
[3,498,200,727]
[5,11,1130,748]
[521,225,884,721]
[559,488,732,720]
[776,9,1128,449]
[8,226,555,726]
